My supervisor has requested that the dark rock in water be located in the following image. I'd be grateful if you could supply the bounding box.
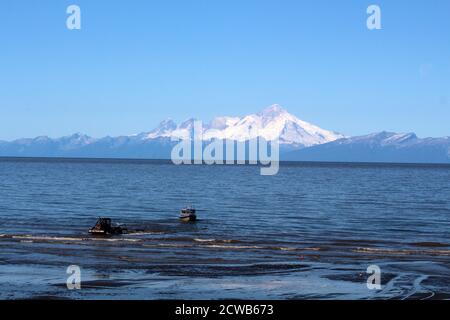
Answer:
[88,217,126,235]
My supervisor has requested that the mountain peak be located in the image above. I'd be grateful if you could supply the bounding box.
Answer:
[139,105,343,147]
[179,118,198,129]
[259,104,288,118]
[65,132,91,140]
[145,118,177,139]
[157,119,177,130]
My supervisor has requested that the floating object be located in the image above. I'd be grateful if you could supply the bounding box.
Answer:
[88,217,127,235]
[179,205,197,222]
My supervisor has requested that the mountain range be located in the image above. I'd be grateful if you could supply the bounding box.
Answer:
[284,131,450,163]
[1,104,449,164]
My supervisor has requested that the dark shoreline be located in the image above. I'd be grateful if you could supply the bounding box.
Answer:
[1,156,450,168]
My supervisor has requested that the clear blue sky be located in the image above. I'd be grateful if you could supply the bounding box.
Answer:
[0,0,449,140]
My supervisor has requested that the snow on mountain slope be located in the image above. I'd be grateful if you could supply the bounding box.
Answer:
[207,116,241,130]
[284,131,450,163]
[143,104,344,147]
[146,119,177,139]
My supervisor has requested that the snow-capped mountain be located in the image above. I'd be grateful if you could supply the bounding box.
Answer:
[284,131,450,163]
[1,105,449,164]
[141,104,344,147]
[145,119,177,139]
[0,104,343,158]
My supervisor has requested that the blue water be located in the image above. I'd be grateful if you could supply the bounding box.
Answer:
[0,158,449,299]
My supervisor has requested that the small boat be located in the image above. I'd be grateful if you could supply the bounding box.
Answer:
[179,205,197,222]
[88,217,126,235]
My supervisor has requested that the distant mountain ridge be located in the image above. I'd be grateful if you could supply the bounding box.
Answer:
[1,105,449,164]
[283,131,450,163]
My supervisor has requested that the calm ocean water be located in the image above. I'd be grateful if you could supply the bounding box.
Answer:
[0,158,449,299]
